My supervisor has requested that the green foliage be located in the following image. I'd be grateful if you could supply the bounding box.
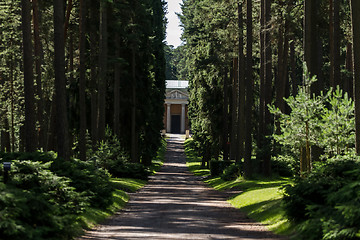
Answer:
[0,151,115,209]
[270,66,356,174]
[0,160,84,240]
[91,130,150,180]
[320,86,355,156]
[271,154,298,177]
[51,158,115,209]
[269,69,328,151]
[221,164,241,181]
[209,159,227,176]
[283,158,360,239]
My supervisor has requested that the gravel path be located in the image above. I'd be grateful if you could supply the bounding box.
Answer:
[78,135,285,240]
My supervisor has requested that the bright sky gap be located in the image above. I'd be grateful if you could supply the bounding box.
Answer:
[165,0,183,48]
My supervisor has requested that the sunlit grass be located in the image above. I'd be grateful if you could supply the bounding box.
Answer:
[184,138,295,236]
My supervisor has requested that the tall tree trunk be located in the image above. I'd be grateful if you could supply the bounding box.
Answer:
[223,69,230,162]
[79,0,87,161]
[89,0,98,146]
[345,42,354,99]
[64,0,73,41]
[98,0,108,141]
[305,0,322,95]
[258,0,265,165]
[244,0,253,178]
[21,0,37,152]
[263,0,272,176]
[230,57,238,160]
[1,117,11,152]
[131,48,138,162]
[114,33,121,136]
[350,0,360,155]
[329,0,341,89]
[54,0,70,160]
[237,2,245,163]
[32,0,46,149]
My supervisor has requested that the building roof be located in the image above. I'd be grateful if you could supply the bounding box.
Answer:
[166,80,189,89]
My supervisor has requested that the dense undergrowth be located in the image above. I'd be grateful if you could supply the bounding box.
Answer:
[0,136,166,240]
[186,134,360,239]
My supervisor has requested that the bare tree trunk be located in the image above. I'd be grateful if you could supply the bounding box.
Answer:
[333,0,340,88]
[79,0,87,161]
[21,0,37,152]
[64,0,73,41]
[305,0,322,95]
[90,0,98,146]
[258,0,265,166]
[131,48,138,162]
[230,57,238,160]
[244,0,253,178]
[345,42,354,99]
[263,0,272,176]
[32,0,46,149]
[98,0,108,141]
[223,69,230,162]
[114,33,121,136]
[350,0,360,155]
[329,0,341,89]
[54,0,70,160]
[1,117,11,152]
[237,2,245,163]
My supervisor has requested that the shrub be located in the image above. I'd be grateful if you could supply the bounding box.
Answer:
[283,158,360,239]
[271,155,297,177]
[221,164,241,181]
[93,139,150,180]
[209,160,229,176]
[51,158,114,209]
[0,160,85,240]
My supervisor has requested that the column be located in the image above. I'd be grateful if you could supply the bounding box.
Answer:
[181,103,186,134]
[166,103,171,133]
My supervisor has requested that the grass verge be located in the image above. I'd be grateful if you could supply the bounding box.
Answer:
[184,138,295,236]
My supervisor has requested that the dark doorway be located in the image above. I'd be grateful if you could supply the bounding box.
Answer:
[171,115,181,133]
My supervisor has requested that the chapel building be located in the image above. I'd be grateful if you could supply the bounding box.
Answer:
[164,80,189,134]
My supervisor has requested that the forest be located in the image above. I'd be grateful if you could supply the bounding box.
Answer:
[165,0,360,239]
[2,0,360,239]
[0,0,166,239]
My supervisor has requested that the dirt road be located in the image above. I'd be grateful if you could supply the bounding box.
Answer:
[78,135,285,240]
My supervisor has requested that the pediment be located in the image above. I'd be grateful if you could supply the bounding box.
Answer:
[166,90,189,100]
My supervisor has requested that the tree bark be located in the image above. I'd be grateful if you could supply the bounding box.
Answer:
[230,57,238,160]
[223,69,230,162]
[305,0,322,95]
[237,2,245,163]
[263,0,272,176]
[89,0,98,146]
[21,0,37,152]
[79,0,87,161]
[329,0,341,89]
[350,0,360,155]
[244,0,253,178]
[32,0,46,150]
[345,42,354,99]
[64,0,73,41]
[114,33,121,136]
[98,0,108,141]
[54,0,70,160]
[131,47,138,162]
